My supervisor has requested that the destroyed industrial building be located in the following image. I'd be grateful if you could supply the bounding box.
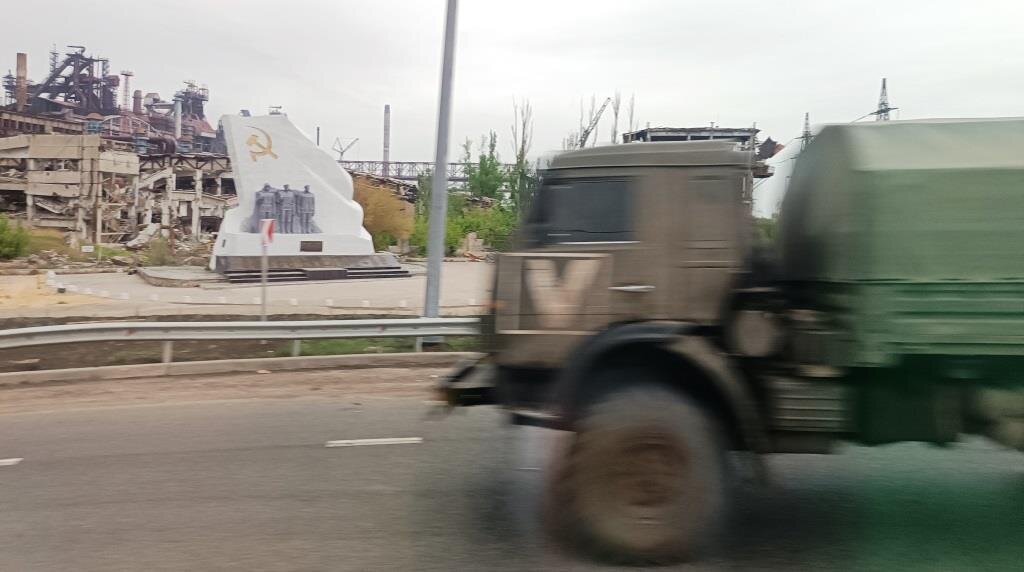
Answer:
[0,45,236,248]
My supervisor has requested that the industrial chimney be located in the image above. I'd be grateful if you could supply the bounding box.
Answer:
[173,97,182,139]
[132,90,143,115]
[382,104,391,178]
[15,52,27,112]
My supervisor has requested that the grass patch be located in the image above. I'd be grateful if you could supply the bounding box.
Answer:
[281,338,412,357]
[25,228,67,254]
[26,228,127,261]
[281,336,480,357]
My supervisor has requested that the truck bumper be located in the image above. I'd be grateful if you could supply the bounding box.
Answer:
[435,356,497,406]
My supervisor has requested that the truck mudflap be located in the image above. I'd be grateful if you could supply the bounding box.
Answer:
[435,356,497,406]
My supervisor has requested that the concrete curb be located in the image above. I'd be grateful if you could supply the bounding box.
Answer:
[0,351,479,388]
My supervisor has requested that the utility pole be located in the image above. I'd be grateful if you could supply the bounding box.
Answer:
[423,0,459,323]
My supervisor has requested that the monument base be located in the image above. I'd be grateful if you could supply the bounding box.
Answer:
[214,252,402,273]
[211,231,377,270]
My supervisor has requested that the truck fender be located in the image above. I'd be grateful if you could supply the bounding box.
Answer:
[551,322,769,453]
[665,336,770,453]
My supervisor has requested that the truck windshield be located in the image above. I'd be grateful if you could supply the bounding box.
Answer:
[527,178,633,244]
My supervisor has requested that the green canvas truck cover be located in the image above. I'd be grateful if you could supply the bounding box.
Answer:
[778,118,1024,365]
[781,118,1024,282]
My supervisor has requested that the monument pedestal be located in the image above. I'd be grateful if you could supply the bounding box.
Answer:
[214,232,400,273]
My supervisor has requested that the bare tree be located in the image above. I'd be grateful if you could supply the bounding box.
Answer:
[610,91,622,144]
[510,98,533,165]
[510,98,536,213]
[626,93,638,135]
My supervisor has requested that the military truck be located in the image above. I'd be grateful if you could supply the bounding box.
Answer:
[440,118,1024,563]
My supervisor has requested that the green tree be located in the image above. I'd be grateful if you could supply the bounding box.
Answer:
[0,215,29,260]
[754,216,778,244]
[462,132,505,199]
[415,169,432,217]
[410,127,527,256]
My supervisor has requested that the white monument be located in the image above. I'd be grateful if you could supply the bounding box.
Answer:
[210,114,378,272]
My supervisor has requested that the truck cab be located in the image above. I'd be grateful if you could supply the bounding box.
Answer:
[475,142,762,422]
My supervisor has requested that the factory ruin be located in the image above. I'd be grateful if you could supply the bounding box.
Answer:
[0,46,237,248]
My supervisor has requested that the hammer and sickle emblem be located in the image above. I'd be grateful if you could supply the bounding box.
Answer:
[246,127,278,161]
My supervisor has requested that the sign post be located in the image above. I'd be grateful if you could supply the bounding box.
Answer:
[259,218,275,321]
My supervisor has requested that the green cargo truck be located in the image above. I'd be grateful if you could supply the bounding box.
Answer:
[440,118,1024,563]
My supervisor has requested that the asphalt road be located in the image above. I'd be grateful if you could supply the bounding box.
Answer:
[1,396,1022,571]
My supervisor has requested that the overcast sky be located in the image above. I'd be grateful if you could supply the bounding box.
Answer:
[5,0,1024,213]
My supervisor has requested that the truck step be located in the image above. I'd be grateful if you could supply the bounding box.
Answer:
[768,376,851,433]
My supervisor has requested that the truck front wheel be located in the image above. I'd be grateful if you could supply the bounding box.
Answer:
[547,380,727,564]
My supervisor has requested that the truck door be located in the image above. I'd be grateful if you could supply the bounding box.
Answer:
[493,177,654,365]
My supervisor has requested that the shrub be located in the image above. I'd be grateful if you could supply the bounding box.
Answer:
[409,205,518,256]
[353,184,413,252]
[0,215,29,260]
[144,237,176,266]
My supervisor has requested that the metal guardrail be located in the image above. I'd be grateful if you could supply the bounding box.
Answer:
[0,317,480,363]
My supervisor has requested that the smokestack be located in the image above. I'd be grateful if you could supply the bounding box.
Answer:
[15,52,27,112]
[382,104,391,178]
[120,71,133,111]
[173,98,182,139]
[132,90,143,115]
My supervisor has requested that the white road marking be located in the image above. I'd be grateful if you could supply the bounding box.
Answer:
[0,458,23,466]
[325,437,423,448]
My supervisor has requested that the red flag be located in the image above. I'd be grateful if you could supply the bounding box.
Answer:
[260,218,275,245]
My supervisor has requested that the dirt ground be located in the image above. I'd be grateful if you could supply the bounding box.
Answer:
[0,275,97,309]
[0,366,446,415]
[0,339,302,372]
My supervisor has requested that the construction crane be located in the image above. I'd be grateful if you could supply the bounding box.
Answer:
[333,137,358,161]
[578,97,612,148]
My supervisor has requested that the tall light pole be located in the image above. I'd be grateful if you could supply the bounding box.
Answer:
[424,0,458,319]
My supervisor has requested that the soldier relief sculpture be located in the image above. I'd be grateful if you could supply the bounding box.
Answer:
[248,183,320,234]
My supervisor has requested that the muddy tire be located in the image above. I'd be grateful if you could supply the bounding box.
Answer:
[547,380,726,564]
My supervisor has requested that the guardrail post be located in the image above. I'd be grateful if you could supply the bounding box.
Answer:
[291,340,301,357]
[161,341,174,364]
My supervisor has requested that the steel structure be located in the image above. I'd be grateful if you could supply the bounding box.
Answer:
[873,78,896,121]
[339,159,515,182]
[139,153,230,173]
[27,46,120,115]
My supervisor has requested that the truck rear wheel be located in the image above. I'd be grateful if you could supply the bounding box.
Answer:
[547,381,726,564]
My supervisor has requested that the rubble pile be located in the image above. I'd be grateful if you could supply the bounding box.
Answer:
[0,249,124,272]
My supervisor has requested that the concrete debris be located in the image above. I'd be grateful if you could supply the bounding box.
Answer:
[125,222,161,250]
